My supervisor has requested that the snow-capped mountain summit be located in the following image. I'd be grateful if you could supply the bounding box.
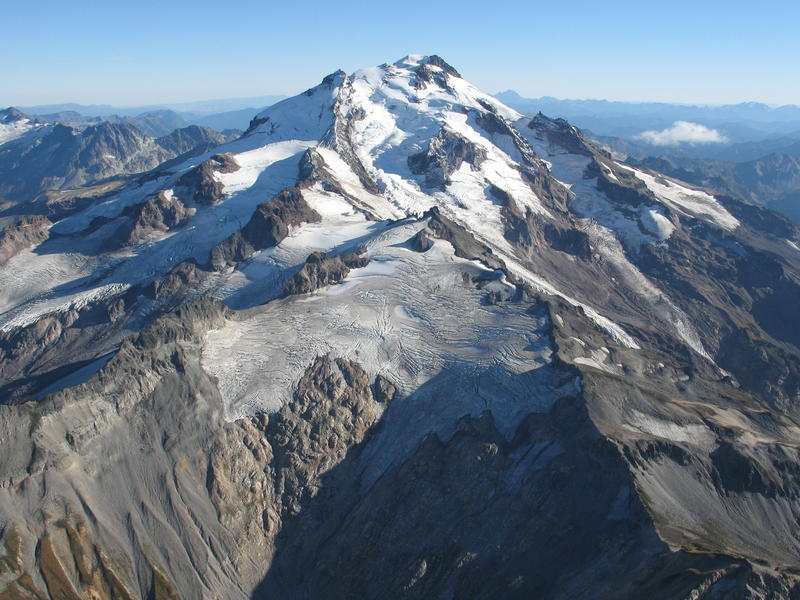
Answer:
[2,56,800,599]
[0,107,37,145]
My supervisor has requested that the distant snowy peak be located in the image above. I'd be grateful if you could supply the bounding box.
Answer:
[0,107,32,124]
[392,54,459,72]
[0,107,38,145]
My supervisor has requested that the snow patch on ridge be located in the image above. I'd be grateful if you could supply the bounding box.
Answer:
[617,164,740,231]
[0,118,36,145]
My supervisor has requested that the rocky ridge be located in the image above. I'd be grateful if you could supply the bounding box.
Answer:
[0,120,232,211]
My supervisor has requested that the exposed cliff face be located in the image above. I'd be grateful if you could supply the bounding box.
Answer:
[408,126,488,189]
[0,216,51,266]
[0,296,395,599]
[0,288,141,404]
[319,76,381,196]
[256,393,664,599]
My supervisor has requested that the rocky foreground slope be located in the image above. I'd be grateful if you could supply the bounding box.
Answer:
[1,56,800,599]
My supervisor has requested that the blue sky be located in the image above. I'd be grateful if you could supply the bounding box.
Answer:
[3,0,799,106]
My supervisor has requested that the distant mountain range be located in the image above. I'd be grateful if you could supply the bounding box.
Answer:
[0,108,235,212]
[494,91,800,141]
[17,94,287,118]
[597,133,800,162]
[12,95,288,135]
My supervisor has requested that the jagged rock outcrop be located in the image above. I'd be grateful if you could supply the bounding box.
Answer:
[425,206,505,269]
[408,228,432,252]
[210,186,320,270]
[412,55,461,89]
[0,297,392,599]
[0,290,139,404]
[116,190,192,246]
[282,250,369,296]
[408,126,487,189]
[320,76,381,195]
[145,259,206,301]
[298,148,345,193]
[174,153,239,206]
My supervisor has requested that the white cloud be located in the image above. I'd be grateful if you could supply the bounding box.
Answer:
[636,121,728,146]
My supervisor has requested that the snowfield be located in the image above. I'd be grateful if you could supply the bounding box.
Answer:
[213,140,316,195]
[203,220,557,422]
[0,117,36,145]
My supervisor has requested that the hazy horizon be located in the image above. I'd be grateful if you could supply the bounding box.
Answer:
[7,90,800,114]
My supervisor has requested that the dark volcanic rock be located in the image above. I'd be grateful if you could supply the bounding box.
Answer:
[488,183,592,259]
[423,55,461,77]
[412,56,461,90]
[146,259,206,301]
[425,206,504,270]
[528,113,595,157]
[542,221,593,258]
[175,153,239,206]
[298,147,347,193]
[116,190,191,246]
[589,157,659,210]
[408,228,432,252]
[372,374,397,403]
[0,215,51,265]
[282,250,369,296]
[408,126,487,189]
[475,108,542,169]
[211,186,321,271]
